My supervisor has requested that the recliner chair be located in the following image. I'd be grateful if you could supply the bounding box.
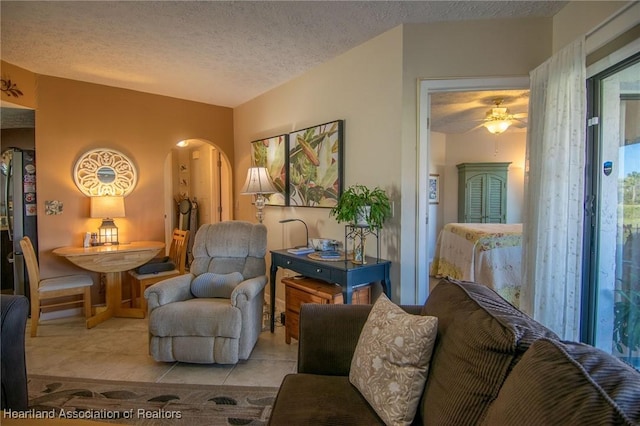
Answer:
[145,221,268,364]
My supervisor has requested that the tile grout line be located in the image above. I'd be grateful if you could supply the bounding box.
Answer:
[221,364,236,385]
[24,317,295,386]
[155,362,179,383]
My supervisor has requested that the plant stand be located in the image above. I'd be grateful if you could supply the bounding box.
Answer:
[345,225,380,264]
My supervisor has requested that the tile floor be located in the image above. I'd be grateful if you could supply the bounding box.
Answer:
[24,315,297,388]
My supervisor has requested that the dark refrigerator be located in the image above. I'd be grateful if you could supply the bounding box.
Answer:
[1,148,37,300]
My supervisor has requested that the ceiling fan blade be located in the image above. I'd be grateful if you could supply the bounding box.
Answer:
[512,113,528,119]
[512,120,528,128]
[464,123,486,134]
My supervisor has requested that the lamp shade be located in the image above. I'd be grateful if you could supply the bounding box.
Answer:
[483,119,512,135]
[90,196,125,218]
[240,167,277,195]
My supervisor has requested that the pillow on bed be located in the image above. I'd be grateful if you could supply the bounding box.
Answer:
[190,272,244,298]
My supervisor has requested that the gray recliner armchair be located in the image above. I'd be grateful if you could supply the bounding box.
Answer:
[145,221,268,364]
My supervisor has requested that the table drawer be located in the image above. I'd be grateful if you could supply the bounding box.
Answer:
[285,309,300,342]
[281,257,333,281]
[286,286,327,313]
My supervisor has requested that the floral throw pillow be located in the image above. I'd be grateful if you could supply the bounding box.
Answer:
[349,293,438,426]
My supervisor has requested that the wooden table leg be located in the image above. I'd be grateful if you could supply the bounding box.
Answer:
[86,272,118,328]
[86,271,145,327]
[113,271,145,318]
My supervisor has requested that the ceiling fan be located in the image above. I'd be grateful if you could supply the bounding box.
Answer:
[481,98,528,134]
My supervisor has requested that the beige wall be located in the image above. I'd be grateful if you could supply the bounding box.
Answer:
[553,1,630,53]
[34,75,233,302]
[234,27,404,306]
[398,18,552,301]
[235,18,555,304]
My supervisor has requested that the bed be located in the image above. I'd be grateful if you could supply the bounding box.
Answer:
[430,223,523,307]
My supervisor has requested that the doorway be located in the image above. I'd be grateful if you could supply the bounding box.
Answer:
[417,76,529,303]
[1,104,36,296]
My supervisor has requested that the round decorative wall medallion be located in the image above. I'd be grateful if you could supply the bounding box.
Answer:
[73,148,137,196]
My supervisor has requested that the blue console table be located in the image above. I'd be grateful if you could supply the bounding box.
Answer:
[269,249,391,332]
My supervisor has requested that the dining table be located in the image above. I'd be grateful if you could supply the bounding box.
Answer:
[52,241,164,328]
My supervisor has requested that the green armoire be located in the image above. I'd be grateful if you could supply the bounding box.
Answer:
[456,162,510,223]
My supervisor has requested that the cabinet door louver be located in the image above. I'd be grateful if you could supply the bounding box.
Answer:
[466,175,485,222]
[457,162,510,224]
[486,174,506,223]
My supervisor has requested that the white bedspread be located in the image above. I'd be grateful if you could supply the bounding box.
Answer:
[430,223,522,307]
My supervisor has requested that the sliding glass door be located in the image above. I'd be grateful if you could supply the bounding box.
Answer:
[583,53,640,369]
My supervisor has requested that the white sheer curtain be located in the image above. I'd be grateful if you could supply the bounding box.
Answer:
[521,38,586,341]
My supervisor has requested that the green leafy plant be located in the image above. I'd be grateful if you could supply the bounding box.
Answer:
[613,287,640,356]
[329,184,391,230]
[612,227,640,364]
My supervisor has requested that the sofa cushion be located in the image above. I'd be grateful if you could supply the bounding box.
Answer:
[482,338,640,425]
[135,256,175,274]
[269,374,384,425]
[149,298,241,338]
[420,278,559,425]
[349,294,438,426]
[190,272,244,298]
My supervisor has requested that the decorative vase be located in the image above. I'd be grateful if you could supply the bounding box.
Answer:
[353,233,367,264]
[355,206,371,227]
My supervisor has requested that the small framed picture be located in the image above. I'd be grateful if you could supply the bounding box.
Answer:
[428,174,440,204]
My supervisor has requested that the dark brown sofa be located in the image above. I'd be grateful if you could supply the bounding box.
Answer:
[269,278,640,425]
[1,294,29,411]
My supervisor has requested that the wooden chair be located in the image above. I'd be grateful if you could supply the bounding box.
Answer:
[19,236,93,337]
[128,228,189,315]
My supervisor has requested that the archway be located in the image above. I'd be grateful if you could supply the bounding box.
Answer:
[163,138,232,257]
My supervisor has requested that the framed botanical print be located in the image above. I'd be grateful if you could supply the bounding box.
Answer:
[251,134,288,206]
[429,174,440,204]
[288,120,344,207]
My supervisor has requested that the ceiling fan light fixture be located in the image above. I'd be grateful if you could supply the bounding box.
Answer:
[484,119,512,134]
[482,99,513,134]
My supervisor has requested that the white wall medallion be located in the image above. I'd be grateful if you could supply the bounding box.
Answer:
[73,148,138,196]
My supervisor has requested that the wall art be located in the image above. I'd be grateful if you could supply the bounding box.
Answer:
[251,134,288,206]
[73,148,137,196]
[288,120,343,207]
[45,200,64,215]
[429,174,440,204]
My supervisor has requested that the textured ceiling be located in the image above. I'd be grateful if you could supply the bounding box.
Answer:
[1,0,565,111]
[430,89,530,134]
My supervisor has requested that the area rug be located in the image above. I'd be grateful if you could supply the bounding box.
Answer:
[27,375,278,425]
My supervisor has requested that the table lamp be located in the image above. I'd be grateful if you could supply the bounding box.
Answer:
[240,166,277,223]
[279,218,309,248]
[90,195,125,245]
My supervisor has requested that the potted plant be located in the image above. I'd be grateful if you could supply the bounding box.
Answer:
[613,282,640,364]
[330,184,392,230]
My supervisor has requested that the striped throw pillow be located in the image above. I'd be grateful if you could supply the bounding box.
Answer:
[190,272,244,298]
